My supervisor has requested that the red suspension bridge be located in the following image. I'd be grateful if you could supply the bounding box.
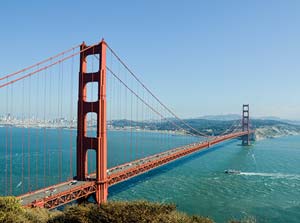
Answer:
[0,40,253,209]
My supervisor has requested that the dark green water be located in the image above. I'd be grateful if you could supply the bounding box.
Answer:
[0,127,300,222]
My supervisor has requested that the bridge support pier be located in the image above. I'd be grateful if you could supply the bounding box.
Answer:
[77,40,108,204]
[242,104,250,146]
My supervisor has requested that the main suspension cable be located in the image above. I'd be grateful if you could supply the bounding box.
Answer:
[0,44,80,81]
[0,43,98,89]
[106,66,201,139]
[106,44,210,137]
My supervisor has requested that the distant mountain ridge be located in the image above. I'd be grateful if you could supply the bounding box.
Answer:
[199,114,240,121]
[199,114,300,125]
[256,116,300,125]
[110,116,300,140]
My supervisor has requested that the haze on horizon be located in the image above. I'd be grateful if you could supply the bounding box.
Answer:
[0,1,300,120]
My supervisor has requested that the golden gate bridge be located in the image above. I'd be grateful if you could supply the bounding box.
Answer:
[0,39,253,209]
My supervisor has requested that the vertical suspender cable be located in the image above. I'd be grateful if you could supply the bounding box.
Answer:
[60,55,64,182]
[21,78,25,193]
[5,77,8,195]
[48,58,53,186]
[80,50,84,178]
[130,91,133,161]
[124,70,127,163]
[124,65,127,163]
[118,61,121,165]
[57,58,60,182]
[141,89,144,158]
[9,79,13,194]
[136,86,138,159]
[69,49,74,179]
[35,66,39,190]
[28,74,31,192]
[43,68,47,187]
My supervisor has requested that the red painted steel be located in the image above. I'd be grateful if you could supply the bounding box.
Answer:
[19,131,253,210]
[76,40,108,204]
[242,104,250,145]
[14,40,254,210]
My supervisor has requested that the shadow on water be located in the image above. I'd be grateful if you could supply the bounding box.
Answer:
[216,140,255,171]
[108,139,239,197]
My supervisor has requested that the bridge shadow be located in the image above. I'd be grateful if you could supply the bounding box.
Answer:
[108,139,239,198]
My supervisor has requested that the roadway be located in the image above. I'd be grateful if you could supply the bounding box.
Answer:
[18,131,252,209]
[19,140,205,207]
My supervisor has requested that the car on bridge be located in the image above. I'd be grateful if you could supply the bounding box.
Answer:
[69,180,78,185]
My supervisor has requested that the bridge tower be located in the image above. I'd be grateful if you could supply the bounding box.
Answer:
[77,40,108,204]
[242,104,250,146]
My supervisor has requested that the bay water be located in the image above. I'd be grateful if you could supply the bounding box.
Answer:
[0,127,300,222]
[109,135,300,222]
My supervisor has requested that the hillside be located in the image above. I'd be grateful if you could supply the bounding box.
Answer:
[110,118,300,140]
[252,120,300,140]
[0,197,213,223]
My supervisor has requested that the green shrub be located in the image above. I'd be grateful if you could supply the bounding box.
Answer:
[0,197,214,223]
[0,196,25,223]
[229,216,257,223]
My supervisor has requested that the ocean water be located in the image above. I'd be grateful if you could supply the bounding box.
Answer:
[0,127,199,195]
[108,135,300,223]
[0,127,300,222]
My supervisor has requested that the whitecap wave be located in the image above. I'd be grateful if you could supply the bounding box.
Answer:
[239,172,300,179]
[16,181,22,188]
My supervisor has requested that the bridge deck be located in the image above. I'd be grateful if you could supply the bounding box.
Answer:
[18,131,253,209]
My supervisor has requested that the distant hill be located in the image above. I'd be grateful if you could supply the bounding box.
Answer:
[256,116,300,125]
[199,114,240,121]
[110,117,300,140]
[251,119,300,140]
[198,114,300,126]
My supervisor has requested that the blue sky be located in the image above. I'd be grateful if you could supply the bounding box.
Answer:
[1,0,300,119]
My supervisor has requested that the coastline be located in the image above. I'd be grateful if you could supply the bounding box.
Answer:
[2,122,300,141]
[254,126,300,141]
[0,124,191,137]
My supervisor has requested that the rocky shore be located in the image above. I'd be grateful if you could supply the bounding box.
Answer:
[254,124,300,140]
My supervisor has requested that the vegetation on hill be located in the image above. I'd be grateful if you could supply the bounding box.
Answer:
[0,197,213,223]
[111,118,300,139]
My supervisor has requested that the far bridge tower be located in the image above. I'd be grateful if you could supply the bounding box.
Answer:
[242,104,250,146]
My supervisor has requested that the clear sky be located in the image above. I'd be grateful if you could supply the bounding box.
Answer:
[1,0,300,120]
